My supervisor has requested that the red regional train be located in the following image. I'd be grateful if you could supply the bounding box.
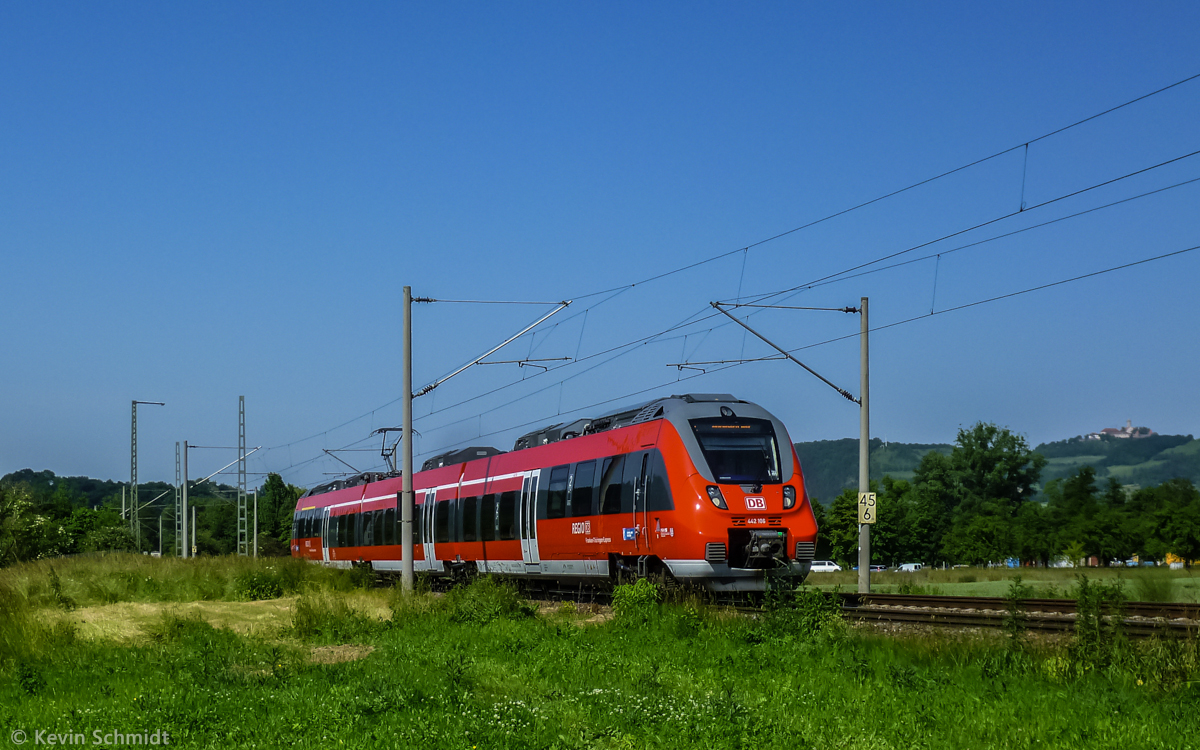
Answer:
[291,393,818,591]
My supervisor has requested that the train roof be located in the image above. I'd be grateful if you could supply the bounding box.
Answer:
[300,393,791,498]
[511,393,746,450]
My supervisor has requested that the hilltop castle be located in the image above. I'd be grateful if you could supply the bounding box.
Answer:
[1084,419,1155,440]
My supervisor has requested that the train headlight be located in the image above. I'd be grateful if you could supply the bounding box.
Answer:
[706,485,728,510]
[783,486,797,509]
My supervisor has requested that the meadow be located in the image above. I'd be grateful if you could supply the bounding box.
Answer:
[1,554,1198,750]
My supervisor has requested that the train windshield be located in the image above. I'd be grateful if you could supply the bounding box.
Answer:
[689,417,781,484]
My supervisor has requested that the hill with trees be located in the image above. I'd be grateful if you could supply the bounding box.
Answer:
[813,424,1200,568]
[794,438,952,504]
[1033,433,1200,488]
[796,433,1200,505]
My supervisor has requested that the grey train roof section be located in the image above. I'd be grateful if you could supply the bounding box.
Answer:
[512,393,795,485]
[302,393,795,498]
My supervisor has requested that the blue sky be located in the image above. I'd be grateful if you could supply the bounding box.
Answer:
[2,2,1198,489]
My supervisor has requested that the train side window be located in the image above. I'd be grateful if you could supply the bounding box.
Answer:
[480,494,496,541]
[336,515,347,548]
[383,508,395,545]
[498,491,517,540]
[301,512,310,539]
[434,500,450,544]
[571,461,596,517]
[599,455,625,515]
[363,510,375,547]
[463,496,478,542]
[546,465,570,520]
[647,449,674,510]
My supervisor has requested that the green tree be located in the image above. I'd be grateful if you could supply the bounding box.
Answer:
[810,497,832,560]
[1155,478,1200,568]
[906,451,956,565]
[81,525,137,553]
[1012,500,1054,566]
[259,473,304,546]
[920,423,1046,564]
[824,488,861,566]
[865,477,912,566]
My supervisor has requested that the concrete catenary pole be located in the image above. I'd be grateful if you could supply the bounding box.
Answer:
[401,286,415,592]
[858,297,871,594]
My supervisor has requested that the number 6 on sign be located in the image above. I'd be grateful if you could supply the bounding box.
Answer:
[858,492,877,524]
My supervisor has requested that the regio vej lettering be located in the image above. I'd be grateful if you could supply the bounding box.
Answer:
[32,730,171,745]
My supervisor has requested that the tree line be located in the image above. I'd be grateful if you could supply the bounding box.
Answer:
[4,422,1199,568]
[814,423,1200,568]
[0,471,304,565]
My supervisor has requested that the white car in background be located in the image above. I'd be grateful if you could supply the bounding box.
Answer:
[897,563,923,572]
[809,561,842,573]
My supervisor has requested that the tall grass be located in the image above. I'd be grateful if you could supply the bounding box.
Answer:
[0,553,360,609]
[2,570,1199,748]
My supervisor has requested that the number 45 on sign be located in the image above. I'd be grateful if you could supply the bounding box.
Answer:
[858,492,877,524]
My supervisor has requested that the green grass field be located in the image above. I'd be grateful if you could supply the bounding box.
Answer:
[1,555,1198,749]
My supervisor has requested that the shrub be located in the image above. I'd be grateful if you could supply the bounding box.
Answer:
[1069,575,1127,672]
[1002,575,1036,646]
[611,578,661,625]
[292,592,386,641]
[145,609,216,643]
[234,569,285,601]
[47,566,76,611]
[442,576,536,625]
[668,604,703,639]
[896,581,944,596]
[80,526,137,553]
[761,585,843,640]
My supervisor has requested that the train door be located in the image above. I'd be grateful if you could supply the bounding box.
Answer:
[520,470,541,571]
[321,507,331,563]
[632,452,651,552]
[421,489,440,571]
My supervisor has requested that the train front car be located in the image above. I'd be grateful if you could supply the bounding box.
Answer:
[647,394,816,591]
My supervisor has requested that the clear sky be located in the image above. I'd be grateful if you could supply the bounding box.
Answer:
[2,2,1198,489]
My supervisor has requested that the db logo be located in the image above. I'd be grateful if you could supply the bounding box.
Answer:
[744,496,766,510]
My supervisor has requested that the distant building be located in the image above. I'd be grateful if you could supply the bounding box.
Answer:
[1084,419,1155,440]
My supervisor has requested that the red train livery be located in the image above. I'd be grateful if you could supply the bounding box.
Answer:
[291,393,818,591]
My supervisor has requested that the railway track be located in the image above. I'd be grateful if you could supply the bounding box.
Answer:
[526,584,1199,638]
[836,593,1200,638]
